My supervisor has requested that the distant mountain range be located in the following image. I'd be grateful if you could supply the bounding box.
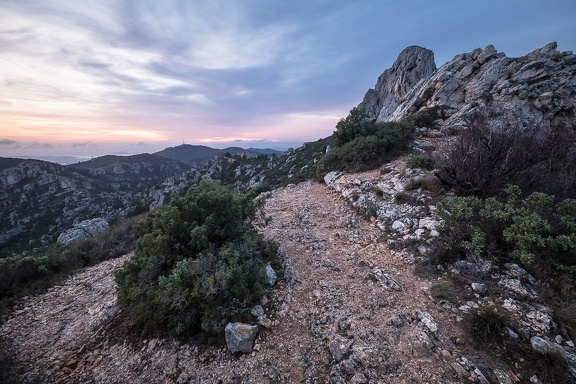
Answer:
[0,145,288,257]
[154,144,283,166]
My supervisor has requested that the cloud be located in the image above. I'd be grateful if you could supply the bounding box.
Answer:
[0,139,17,145]
[0,0,574,159]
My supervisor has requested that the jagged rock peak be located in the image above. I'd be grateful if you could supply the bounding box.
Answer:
[361,42,576,129]
[361,46,436,119]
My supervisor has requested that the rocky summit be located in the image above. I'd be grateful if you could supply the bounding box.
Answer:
[362,42,576,129]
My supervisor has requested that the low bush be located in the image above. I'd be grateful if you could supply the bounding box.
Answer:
[438,112,576,198]
[115,181,279,338]
[316,121,415,178]
[406,154,436,170]
[434,186,576,273]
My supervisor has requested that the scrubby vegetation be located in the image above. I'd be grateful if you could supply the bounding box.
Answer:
[434,185,576,273]
[438,113,576,199]
[405,154,436,170]
[0,217,137,322]
[115,181,279,338]
[432,109,576,279]
[462,306,512,344]
[316,107,417,178]
[418,110,576,381]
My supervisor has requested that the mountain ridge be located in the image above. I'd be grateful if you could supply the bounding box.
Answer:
[362,41,576,129]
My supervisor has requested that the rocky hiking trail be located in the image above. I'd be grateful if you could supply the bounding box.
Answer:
[2,179,504,383]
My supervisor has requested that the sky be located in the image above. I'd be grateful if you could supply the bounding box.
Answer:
[0,0,575,159]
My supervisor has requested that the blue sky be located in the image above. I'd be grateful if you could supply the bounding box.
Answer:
[0,0,575,158]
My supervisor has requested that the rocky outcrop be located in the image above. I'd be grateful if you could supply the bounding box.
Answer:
[57,218,110,244]
[362,42,576,129]
[361,46,436,120]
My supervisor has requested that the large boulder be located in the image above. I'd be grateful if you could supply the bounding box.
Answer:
[57,218,109,244]
[224,322,258,353]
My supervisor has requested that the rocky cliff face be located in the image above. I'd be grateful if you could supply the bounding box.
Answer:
[362,42,576,129]
[0,157,196,257]
[361,46,437,120]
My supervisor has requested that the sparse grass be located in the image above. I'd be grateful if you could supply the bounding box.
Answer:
[394,191,418,205]
[413,263,443,279]
[366,273,379,283]
[0,216,138,323]
[463,306,511,344]
[527,349,572,384]
[370,186,385,198]
[430,280,459,302]
[430,278,474,304]
[555,303,576,340]
[403,174,445,203]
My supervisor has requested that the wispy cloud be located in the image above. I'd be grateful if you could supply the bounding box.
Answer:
[0,0,574,158]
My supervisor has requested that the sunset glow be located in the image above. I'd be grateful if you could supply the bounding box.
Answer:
[0,0,574,159]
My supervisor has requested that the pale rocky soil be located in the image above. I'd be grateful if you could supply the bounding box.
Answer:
[1,178,515,383]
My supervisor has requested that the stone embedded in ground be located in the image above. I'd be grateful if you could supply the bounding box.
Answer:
[471,283,488,296]
[530,336,572,364]
[498,278,533,298]
[251,305,264,317]
[415,310,438,333]
[265,264,277,286]
[224,322,259,354]
[324,171,343,185]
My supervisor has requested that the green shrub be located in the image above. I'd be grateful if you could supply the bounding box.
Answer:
[404,107,441,128]
[406,154,436,170]
[435,185,576,273]
[316,121,415,178]
[115,181,278,338]
[333,107,379,146]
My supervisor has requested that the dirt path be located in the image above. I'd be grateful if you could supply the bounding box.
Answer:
[1,180,464,383]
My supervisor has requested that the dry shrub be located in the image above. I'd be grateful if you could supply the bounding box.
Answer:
[463,306,511,344]
[438,111,576,198]
[555,303,576,340]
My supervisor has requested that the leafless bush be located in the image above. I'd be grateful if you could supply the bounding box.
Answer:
[438,112,576,198]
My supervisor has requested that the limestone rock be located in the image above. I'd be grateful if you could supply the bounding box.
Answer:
[361,46,436,120]
[57,218,110,244]
[471,283,488,296]
[265,264,278,286]
[324,171,343,185]
[224,322,259,354]
[251,305,265,317]
[415,310,438,333]
[361,42,576,130]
